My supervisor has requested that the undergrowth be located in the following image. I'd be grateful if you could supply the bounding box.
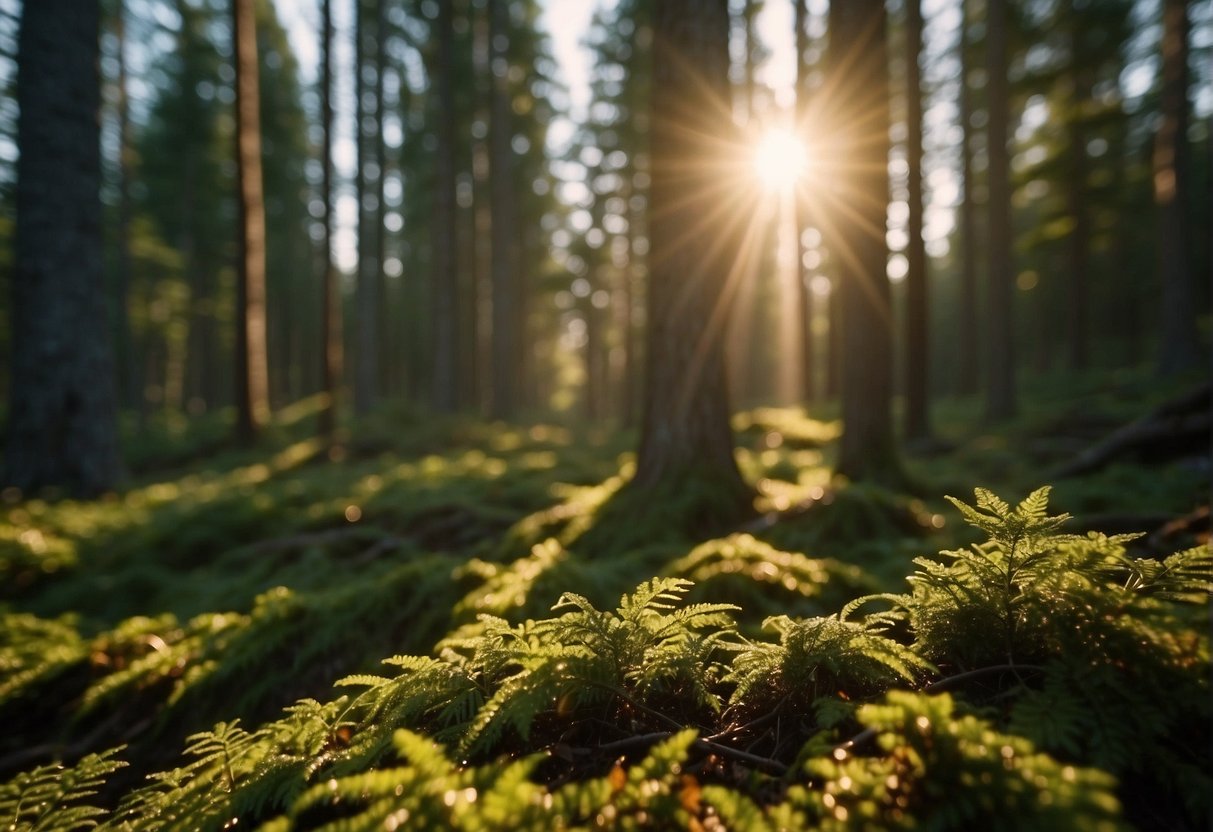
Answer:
[2,483,1208,830]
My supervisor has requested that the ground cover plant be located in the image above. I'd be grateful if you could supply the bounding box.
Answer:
[1,386,1208,831]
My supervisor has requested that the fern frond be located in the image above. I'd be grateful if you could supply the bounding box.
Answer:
[0,748,125,832]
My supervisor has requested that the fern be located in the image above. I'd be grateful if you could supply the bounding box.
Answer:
[0,748,125,832]
[727,614,933,710]
[796,691,1126,831]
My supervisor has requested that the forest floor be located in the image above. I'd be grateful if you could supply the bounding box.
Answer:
[1,367,1208,828]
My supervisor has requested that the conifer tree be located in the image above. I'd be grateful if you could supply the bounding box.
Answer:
[4,0,122,496]
[631,0,750,518]
[233,0,271,441]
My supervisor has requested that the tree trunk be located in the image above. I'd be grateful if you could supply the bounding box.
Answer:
[4,0,122,496]
[984,0,1017,421]
[233,0,270,442]
[319,0,341,435]
[353,0,377,416]
[1155,0,1199,376]
[903,0,930,440]
[1065,9,1090,373]
[956,0,979,395]
[828,0,901,485]
[431,0,459,413]
[794,0,814,404]
[631,0,750,516]
[488,0,518,419]
[112,0,138,415]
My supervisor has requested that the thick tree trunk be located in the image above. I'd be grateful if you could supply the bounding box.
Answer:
[488,0,518,419]
[431,0,459,413]
[233,0,270,442]
[903,0,930,440]
[1155,0,1199,376]
[631,0,750,514]
[984,0,1017,421]
[956,0,979,395]
[319,0,341,435]
[828,1,901,484]
[4,0,122,496]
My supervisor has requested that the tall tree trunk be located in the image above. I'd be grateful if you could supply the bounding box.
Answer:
[1155,0,1199,376]
[956,0,979,395]
[903,0,930,439]
[631,0,750,517]
[1065,10,1090,373]
[431,0,459,413]
[372,0,387,402]
[113,0,137,415]
[319,0,341,434]
[488,0,518,419]
[829,0,901,484]
[353,0,377,415]
[4,0,122,496]
[233,0,270,442]
[984,0,1016,421]
[794,0,814,404]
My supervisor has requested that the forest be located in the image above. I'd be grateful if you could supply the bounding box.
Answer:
[0,0,1210,829]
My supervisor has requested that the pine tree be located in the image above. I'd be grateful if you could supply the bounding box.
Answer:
[4,0,122,496]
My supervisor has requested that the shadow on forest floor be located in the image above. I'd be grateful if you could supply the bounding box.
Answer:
[0,370,1206,795]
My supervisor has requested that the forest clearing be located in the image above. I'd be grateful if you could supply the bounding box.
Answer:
[0,0,1210,829]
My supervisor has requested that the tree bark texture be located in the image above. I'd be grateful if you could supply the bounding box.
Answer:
[489,0,519,419]
[431,0,459,413]
[794,0,814,404]
[4,0,122,496]
[956,0,979,395]
[353,0,377,416]
[903,0,930,440]
[234,0,270,441]
[319,0,342,435]
[983,0,1017,421]
[632,0,749,509]
[1154,0,1200,376]
[828,0,900,484]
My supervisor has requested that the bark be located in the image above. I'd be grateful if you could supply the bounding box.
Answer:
[903,0,929,440]
[1065,9,1090,373]
[319,0,341,435]
[794,0,814,404]
[4,0,122,496]
[956,0,979,395]
[353,0,377,415]
[233,0,270,442]
[431,0,459,413]
[488,0,519,419]
[631,0,750,513]
[984,0,1016,421]
[1155,0,1200,376]
[828,0,901,484]
[112,0,137,414]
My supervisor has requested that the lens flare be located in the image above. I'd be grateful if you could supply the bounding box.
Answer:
[753,128,807,191]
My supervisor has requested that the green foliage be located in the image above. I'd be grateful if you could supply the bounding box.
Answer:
[0,613,86,708]
[793,691,1126,831]
[3,416,1208,832]
[668,533,870,620]
[0,526,77,594]
[0,748,125,832]
[727,614,933,711]
[342,577,738,760]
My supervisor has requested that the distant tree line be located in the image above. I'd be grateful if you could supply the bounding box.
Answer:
[0,0,1207,505]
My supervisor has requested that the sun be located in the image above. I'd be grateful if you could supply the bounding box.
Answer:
[753,128,808,191]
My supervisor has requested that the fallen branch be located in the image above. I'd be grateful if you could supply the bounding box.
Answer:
[1051,384,1210,478]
